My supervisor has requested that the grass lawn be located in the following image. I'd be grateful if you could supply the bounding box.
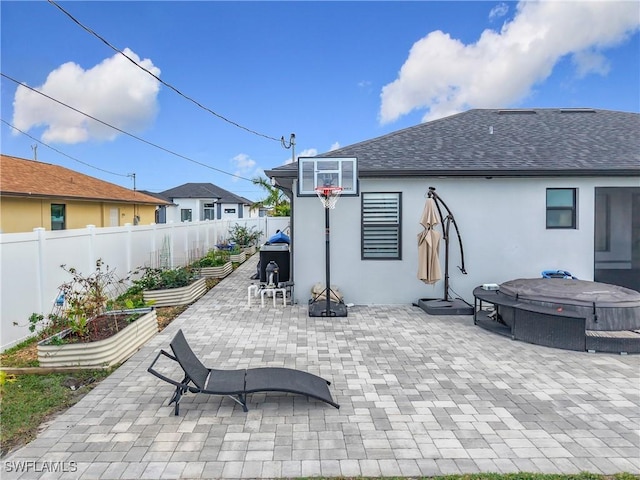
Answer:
[0,302,191,458]
[0,368,112,456]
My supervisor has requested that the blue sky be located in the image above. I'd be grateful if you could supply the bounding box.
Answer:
[2,1,639,202]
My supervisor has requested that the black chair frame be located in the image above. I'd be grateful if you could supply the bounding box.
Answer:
[148,330,340,415]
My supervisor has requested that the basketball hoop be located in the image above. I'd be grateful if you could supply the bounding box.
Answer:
[315,186,343,209]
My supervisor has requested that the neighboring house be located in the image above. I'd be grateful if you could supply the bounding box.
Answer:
[156,183,256,223]
[266,108,640,306]
[137,190,174,224]
[0,154,170,233]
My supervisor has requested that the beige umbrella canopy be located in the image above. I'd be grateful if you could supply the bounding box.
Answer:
[417,197,442,284]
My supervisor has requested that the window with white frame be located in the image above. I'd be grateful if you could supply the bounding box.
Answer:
[546,188,577,229]
[361,192,402,259]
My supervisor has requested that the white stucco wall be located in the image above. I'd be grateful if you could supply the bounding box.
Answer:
[164,199,254,222]
[291,175,640,306]
[219,202,248,219]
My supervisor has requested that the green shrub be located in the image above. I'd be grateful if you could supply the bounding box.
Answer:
[228,223,262,247]
[194,249,229,268]
[132,266,199,291]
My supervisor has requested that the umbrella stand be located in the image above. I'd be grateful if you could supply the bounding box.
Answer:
[418,187,473,316]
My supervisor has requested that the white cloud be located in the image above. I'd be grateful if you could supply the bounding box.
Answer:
[12,48,161,143]
[379,1,640,123]
[287,147,318,165]
[489,3,509,20]
[572,49,610,78]
[231,153,262,180]
[329,142,340,151]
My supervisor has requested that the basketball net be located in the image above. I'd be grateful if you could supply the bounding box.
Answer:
[315,186,343,209]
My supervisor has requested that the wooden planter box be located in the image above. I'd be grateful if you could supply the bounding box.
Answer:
[199,261,233,279]
[229,251,246,263]
[38,308,158,368]
[143,276,208,307]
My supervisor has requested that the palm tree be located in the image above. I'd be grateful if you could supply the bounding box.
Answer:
[252,176,291,216]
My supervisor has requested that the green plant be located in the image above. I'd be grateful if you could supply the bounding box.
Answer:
[105,288,154,311]
[57,260,114,339]
[27,313,68,339]
[25,260,123,341]
[133,266,199,291]
[194,249,229,268]
[47,335,65,346]
[228,223,262,246]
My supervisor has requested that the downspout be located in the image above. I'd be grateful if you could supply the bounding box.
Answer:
[274,184,294,303]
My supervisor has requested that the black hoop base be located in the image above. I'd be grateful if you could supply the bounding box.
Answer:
[417,298,473,316]
[308,298,348,317]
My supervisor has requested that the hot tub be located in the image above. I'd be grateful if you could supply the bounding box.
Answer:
[498,278,640,331]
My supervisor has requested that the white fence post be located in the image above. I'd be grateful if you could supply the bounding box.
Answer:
[150,223,157,267]
[125,223,133,274]
[34,227,46,315]
[170,222,175,268]
[87,224,96,268]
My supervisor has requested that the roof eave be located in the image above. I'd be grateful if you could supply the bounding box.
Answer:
[0,191,170,205]
[265,168,640,180]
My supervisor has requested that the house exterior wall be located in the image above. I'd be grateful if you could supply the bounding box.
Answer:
[0,196,157,233]
[165,198,202,223]
[0,197,47,233]
[220,202,243,219]
[164,198,255,223]
[291,175,640,306]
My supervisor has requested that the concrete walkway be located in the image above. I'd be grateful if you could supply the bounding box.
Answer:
[4,254,639,479]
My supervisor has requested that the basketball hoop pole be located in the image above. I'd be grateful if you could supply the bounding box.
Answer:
[310,187,345,317]
[323,203,332,317]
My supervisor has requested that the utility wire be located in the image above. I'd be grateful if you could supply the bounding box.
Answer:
[1,72,254,182]
[1,118,129,177]
[47,0,282,143]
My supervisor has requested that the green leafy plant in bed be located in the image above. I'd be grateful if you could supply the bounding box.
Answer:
[193,249,229,268]
[227,223,262,247]
[132,265,200,291]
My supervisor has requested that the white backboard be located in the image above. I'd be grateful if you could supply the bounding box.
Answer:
[297,157,358,196]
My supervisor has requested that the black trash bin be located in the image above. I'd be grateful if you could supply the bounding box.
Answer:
[259,244,290,283]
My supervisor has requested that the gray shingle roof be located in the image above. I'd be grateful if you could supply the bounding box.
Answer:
[159,183,251,204]
[267,108,639,181]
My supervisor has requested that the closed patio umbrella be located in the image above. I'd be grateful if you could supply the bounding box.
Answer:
[417,197,442,284]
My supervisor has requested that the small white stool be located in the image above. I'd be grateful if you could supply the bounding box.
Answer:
[260,287,287,307]
[247,284,260,306]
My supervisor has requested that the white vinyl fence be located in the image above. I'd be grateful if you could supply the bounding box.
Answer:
[0,217,289,351]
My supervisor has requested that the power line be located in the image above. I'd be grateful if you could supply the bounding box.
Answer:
[2,118,129,177]
[1,72,254,183]
[47,0,283,143]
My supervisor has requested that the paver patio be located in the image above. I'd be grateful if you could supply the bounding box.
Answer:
[3,254,639,479]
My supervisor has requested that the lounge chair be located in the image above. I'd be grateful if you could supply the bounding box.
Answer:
[148,329,340,415]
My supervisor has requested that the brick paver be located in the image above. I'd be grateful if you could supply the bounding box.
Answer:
[3,255,639,478]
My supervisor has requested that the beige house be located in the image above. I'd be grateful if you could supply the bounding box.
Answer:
[0,154,169,233]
